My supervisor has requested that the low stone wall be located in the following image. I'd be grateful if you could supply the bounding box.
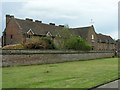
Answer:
[1,50,115,67]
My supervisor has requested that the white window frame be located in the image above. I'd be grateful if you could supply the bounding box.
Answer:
[27,29,34,35]
[46,32,52,36]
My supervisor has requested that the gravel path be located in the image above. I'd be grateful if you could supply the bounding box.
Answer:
[93,79,119,89]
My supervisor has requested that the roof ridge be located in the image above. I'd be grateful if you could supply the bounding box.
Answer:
[97,33,111,37]
[70,25,93,29]
[15,18,64,28]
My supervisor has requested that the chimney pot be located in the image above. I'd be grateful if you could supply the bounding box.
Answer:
[35,20,42,23]
[10,15,14,18]
[6,14,11,27]
[6,14,10,17]
[59,25,64,27]
[49,23,55,25]
[26,18,33,21]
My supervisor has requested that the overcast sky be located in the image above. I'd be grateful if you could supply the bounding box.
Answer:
[1,0,119,39]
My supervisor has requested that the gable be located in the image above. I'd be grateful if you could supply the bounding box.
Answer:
[4,18,22,35]
[27,29,34,35]
[69,26,94,40]
[3,17,23,45]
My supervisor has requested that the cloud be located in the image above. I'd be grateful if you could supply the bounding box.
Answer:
[108,30,118,40]
[1,0,119,39]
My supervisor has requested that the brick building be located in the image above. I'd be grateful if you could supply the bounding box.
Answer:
[2,15,116,50]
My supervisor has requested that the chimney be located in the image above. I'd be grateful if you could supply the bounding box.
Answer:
[26,18,33,21]
[49,23,55,26]
[35,20,42,23]
[59,25,64,27]
[6,15,10,27]
[6,15,14,27]
[10,15,14,18]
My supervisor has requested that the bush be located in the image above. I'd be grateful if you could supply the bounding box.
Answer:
[23,41,47,49]
[64,36,91,51]
[24,37,55,49]
[40,37,55,49]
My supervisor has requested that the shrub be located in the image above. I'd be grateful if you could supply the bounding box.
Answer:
[23,37,55,49]
[64,36,91,51]
[24,41,48,49]
[40,37,55,49]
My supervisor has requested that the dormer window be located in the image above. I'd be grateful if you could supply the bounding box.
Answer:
[46,32,52,37]
[27,29,34,35]
[27,34,31,38]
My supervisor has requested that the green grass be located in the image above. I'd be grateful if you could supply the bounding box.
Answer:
[2,58,119,88]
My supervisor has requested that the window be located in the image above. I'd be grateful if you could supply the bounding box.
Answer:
[46,32,52,36]
[92,34,94,39]
[10,35,13,39]
[91,40,95,46]
[28,35,31,38]
[91,40,95,42]
[26,34,31,38]
[91,42,94,46]
[27,29,34,35]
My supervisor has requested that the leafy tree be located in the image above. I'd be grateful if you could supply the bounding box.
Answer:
[53,27,75,49]
[64,36,91,51]
[53,26,91,50]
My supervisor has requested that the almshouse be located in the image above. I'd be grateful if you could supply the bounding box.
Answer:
[2,15,116,50]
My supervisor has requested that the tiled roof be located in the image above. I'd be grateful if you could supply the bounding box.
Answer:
[14,18,115,44]
[15,18,64,36]
[15,18,93,39]
[69,26,94,39]
[97,34,115,44]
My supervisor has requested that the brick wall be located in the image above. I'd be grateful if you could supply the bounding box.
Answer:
[97,43,115,50]
[3,18,23,46]
[2,50,114,67]
[87,27,98,50]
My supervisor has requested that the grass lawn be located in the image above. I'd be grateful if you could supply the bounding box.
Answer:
[2,58,119,88]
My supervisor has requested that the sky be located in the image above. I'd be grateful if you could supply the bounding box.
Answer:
[0,0,119,39]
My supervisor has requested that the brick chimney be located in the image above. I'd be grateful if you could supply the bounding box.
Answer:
[59,25,64,27]
[35,20,42,23]
[26,18,33,21]
[10,15,14,18]
[6,15,14,27]
[6,15,10,27]
[49,23,55,26]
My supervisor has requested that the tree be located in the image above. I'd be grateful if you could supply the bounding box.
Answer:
[64,36,91,51]
[53,26,91,51]
[53,27,75,49]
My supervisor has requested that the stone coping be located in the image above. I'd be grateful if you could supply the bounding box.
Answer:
[1,49,114,55]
